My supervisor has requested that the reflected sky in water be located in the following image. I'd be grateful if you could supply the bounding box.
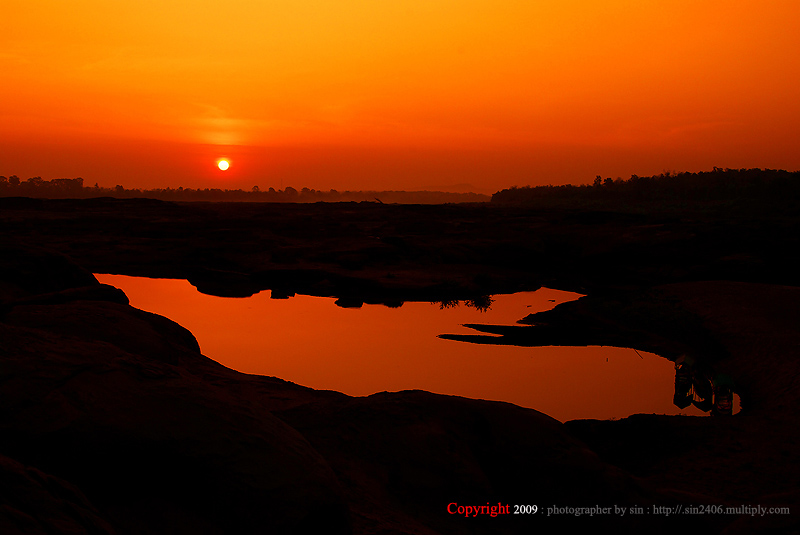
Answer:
[97,274,711,422]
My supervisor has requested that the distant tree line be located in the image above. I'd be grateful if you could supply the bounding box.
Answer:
[5,168,798,205]
[491,168,800,205]
[0,176,86,198]
[0,176,489,204]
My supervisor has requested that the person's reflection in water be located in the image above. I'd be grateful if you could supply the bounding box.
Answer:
[673,354,714,412]
[673,355,694,409]
[712,374,734,416]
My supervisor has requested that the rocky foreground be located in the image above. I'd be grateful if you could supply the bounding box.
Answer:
[1,196,798,533]
[1,245,686,534]
[443,281,800,532]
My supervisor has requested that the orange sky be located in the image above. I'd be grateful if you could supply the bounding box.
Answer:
[3,0,799,192]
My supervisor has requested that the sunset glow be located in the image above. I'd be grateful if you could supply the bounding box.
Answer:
[217,159,229,171]
[3,1,799,191]
[96,274,708,422]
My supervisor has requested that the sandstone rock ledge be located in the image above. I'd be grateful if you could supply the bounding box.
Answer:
[0,246,758,534]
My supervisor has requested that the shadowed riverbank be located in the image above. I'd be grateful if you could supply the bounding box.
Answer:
[1,188,798,532]
[1,190,798,301]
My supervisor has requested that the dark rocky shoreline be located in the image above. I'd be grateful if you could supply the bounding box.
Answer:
[2,197,798,533]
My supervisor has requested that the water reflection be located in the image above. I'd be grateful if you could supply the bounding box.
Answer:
[96,274,713,422]
[673,355,738,415]
[433,295,494,312]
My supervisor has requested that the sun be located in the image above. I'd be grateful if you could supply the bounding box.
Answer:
[217,159,230,171]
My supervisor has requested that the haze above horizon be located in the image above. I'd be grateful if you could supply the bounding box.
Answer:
[3,1,799,192]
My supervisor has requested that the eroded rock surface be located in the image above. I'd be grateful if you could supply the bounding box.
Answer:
[2,245,689,534]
